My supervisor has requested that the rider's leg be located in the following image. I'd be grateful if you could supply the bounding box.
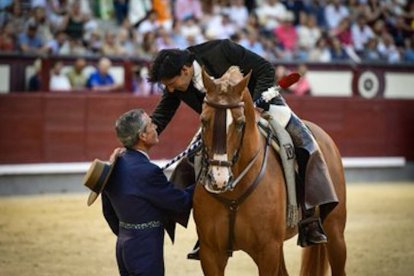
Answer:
[284,113,334,246]
[267,104,336,247]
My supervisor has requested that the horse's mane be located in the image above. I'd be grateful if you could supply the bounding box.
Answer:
[220,66,243,86]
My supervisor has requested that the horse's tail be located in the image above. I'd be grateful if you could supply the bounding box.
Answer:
[300,244,329,276]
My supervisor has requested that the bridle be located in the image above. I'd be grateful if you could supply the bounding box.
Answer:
[201,97,262,192]
[202,97,245,169]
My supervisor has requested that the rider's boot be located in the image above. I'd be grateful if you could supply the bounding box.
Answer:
[297,208,328,247]
[187,240,200,260]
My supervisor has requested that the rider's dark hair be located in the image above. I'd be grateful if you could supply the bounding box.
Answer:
[148,49,195,83]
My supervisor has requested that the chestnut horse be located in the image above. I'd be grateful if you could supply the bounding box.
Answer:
[192,67,347,276]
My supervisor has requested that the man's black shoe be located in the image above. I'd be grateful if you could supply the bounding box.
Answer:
[298,217,328,247]
[187,240,200,260]
[187,246,200,260]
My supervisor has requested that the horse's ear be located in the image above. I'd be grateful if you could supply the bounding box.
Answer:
[234,70,252,96]
[202,67,215,94]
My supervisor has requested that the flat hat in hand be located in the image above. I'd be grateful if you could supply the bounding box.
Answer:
[83,158,117,206]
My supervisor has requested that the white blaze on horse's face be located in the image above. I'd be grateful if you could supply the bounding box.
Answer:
[208,110,234,191]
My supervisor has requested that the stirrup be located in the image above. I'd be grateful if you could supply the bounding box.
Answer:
[297,217,327,247]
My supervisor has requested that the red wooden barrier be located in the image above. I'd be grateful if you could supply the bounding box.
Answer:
[0,93,413,164]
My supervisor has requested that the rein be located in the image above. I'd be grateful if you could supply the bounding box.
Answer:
[210,130,272,257]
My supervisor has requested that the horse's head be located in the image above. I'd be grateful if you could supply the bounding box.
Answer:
[200,66,251,193]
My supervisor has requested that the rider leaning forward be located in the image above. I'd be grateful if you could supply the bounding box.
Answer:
[148,39,339,258]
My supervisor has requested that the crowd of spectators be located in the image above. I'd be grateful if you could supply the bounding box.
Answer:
[0,0,413,93]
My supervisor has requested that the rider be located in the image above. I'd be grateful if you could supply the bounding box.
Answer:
[148,39,338,256]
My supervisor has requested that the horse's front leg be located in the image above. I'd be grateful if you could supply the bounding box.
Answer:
[199,242,229,276]
[250,242,287,276]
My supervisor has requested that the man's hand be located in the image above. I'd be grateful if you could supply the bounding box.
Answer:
[109,147,125,163]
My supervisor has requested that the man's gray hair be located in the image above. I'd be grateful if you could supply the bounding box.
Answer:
[115,108,147,148]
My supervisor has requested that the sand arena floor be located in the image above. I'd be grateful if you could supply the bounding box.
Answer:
[0,183,413,276]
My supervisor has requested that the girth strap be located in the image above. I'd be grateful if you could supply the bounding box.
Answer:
[210,131,272,257]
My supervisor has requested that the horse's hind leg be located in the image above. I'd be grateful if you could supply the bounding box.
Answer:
[199,244,228,276]
[324,216,347,276]
[250,242,288,276]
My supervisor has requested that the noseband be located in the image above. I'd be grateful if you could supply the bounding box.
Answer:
[202,98,245,169]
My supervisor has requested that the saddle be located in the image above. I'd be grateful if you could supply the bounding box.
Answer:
[257,117,299,227]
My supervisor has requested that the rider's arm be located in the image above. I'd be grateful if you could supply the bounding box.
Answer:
[151,91,181,135]
[220,39,276,110]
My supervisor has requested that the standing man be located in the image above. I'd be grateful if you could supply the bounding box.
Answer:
[88,108,194,275]
[148,39,338,250]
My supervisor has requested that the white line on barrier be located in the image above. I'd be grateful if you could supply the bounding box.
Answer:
[0,157,407,176]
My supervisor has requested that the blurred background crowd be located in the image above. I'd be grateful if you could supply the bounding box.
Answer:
[0,0,413,94]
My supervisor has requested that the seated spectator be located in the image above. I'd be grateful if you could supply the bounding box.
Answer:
[128,0,152,27]
[84,29,102,54]
[86,57,122,92]
[153,0,173,30]
[46,30,68,54]
[388,15,411,48]
[403,37,414,62]
[296,12,321,60]
[0,21,16,52]
[66,57,87,90]
[26,6,53,43]
[156,27,177,50]
[239,31,266,57]
[261,36,283,63]
[113,0,129,25]
[275,65,291,94]
[170,20,189,49]
[117,27,135,56]
[255,0,287,31]
[273,12,298,55]
[351,14,375,56]
[61,0,88,40]
[17,22,48,54]
[304,0,327,29]
[291,64,311,96]
[330,37,350,60]
[27,59,42,92]
[50,61,71,91]
[362,0,386,25]
[174,0,203,22]
[0,1,13,27]
[225,0,249,29]
[101,31,124,56]
[308,36,332,62]
[324,0,350,31]
[136,31,158,60]
[136,10,159,35]
[180,16,203,43]
[330,17,352,46]
[47,0,69,30]
[132,65,152,96]
[205,12,237,39]
[377,32,401,63]
[362,37,381,61]
[60,37,88,55]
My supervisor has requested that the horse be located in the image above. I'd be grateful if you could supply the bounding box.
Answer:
[191,66,347,276]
